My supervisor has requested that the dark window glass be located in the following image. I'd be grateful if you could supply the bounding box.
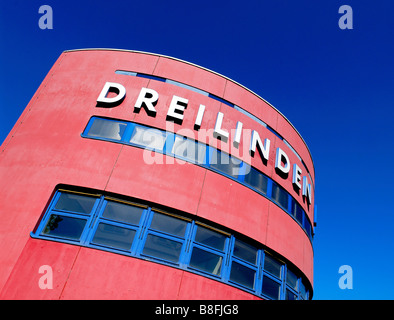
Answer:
[233,239,257,265]
[102,201,143,226]
[54,193,96,214]
[210,149,242,178]
[142,234,183,263]
[264,254,282,278]
[271,182,288,210]
[87,118,127,141]
[150,213,187,237]
[172,136,206,164]
[262,276,281,300]
[92,223,136,251]
[194,226,226,251]
[292,201,303,224]
[304,218,312,239]
[286,289,297,300]
[129,126,166,150]
[244,167,268,195]
[230,261,256,289]
[299,281,307,300]
[41,214,86,240]
[286,269,298,290]
[189,247,222,276]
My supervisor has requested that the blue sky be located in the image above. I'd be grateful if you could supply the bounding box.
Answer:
[1,0,393,299]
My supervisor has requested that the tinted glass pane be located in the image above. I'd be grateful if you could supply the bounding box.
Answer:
[264,254,282,278]
[292,201,303,224]
[262,276,281,300]
[41,214,86,240]
[244,168,268,195]
[299,281,307,299]
[194,226,226,251]
[210,150,242,178]
[189,247,222,276]
[230,261,256,289]
[102,201,143,225]
[172,136,206,164]
[304,218,312,238]
[233,239,257,265]
[286,289,297,300]
[129,126,166,150]
[92,223,135,251]
[271,183,288,210]
[142,234,182,263]
[87,118,127,141]
[54,193,96,214]
[150,213,187,237]
[286,269,298,290]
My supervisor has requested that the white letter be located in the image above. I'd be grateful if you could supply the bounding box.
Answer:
[338,265,353,289]
[38,5,53,30]
[275,148,290,175]
[338,5,353,30]
[134,87,158,116]
[249,130,270,163]
[194,104,205,130]
[302,176,312,205]
[167,95,188,124]
[38,265,53,289]
[213,112,229,142]
[292,163,302,190]
[233,121,243,148]
[97,82,126,107]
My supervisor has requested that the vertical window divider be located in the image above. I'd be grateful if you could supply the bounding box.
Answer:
[122,122,136,143]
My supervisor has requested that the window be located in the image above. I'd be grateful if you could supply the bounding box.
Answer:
[129,125,167,151]
[86,118,127,141]
[243,167,268,195]
[32,188,312,300]
[209,149,243,179]
[291,200,304,224]
[171,136,206,164]
[271,182,289,210]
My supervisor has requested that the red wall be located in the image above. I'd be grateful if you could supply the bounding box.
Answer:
[0,49,314,299]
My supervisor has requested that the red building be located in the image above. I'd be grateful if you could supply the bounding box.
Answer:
[0,49,315,299]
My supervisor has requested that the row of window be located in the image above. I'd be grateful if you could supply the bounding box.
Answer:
[115,69,314,186]
[31,189,311,300]
[81,116,313,241]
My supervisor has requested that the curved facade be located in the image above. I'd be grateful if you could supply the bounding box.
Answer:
[0,49,315,300]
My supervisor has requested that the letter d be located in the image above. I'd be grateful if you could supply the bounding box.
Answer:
[96,82,126,107]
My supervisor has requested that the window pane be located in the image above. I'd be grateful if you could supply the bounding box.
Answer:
[292,201,303,224]
[172,136,206,164]
[92,223,136,251]
[262,276,281,300]
[41,214,86,240]
[286,269,298,290]
[230,261,256,289]
[210,150,242,178]
[54,192,96,214]
[129,126,166,150]
[264,254,282,278]
[142,234,182,263]
[189,247,222,276]
[194,226,226,251]
[233,239,257,265]
[150,212,187,237]
[102,201,143,225]
[87,118,127,141]
[286,289,297,300]
[271,183,288,210]
[244,168,268,195]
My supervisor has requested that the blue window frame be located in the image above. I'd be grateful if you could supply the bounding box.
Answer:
[32,188,312,300]
[81,116,314,243]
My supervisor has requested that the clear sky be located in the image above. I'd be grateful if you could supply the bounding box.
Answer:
[1,0,393,300]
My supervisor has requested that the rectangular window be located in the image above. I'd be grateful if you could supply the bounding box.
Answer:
[86,118,127,141]
[264,254,282,278]
[233,239,257,265]
[209,149,242,178]
[102,200,144,226]
[286,289,297,300]
[149,212,188,238]
[41,214,87,241]
[271,182,288,210]
[262,276,281,300]
[129,125,166,151]
[171,136,206,164]
[286,269,298,290]
[54,192,96,215]
[291,201,304,224]
[189,247,222,276]
[243,167,268,195]
[142,234,183,263]
[91,223,136,251]
[194,225,227,251]
[230,261,256,289]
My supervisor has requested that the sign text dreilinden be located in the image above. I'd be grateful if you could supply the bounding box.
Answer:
[96,82,313,206]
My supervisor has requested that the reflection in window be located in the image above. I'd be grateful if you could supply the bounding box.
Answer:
[142,234,183,263]
[272,182,288,210]
[194,226,226,251]
[189,247,222,276]
[172,136,206,164]
[129,126,166,150]
[264,254,282,278]
[262,276,281,300]
[230,261,256,289]
[233,239,257,265]
[286,269,298,290]
[41,214,86,240]
[149,212,187,237]
[92,223,136,251]
[210,149,242,178]
[244,167,268,195]
[87,118,127,141]
[54,192,96,215]
[102,201,143,226]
